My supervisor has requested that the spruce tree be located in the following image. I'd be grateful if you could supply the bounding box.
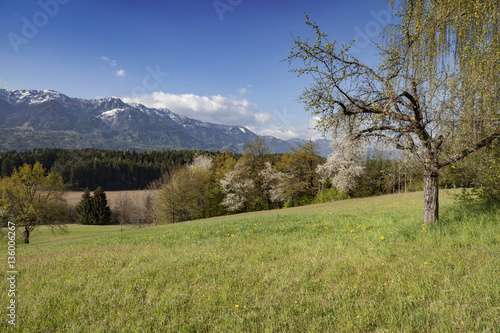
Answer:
[75,188,94,225]
[92,187,111,225]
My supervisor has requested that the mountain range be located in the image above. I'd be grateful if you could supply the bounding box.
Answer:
[0,89,331,155]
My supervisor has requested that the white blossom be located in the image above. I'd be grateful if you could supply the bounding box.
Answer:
[189,155,213,170]
[317,139,366,194]
[259,162,290,204]
[220,164,254,212]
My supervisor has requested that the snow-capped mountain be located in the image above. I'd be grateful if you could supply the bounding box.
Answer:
[0,89,333,154]
[0,89,69,105]
[0,89,323,153]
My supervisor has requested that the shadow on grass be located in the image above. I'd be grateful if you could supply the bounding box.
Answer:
[426,200,500,246]
[440,199,500,227]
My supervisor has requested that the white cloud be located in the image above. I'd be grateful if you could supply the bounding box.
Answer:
[308,116,321,130]
[116,69,126,77]
[123,91,273,127]
[254,113,273,124]
[101,56,121,73]
[0,78,7,89]
[238,84,252,95]
[250,126,300,140]
[249,118,323,141]
[122,91,323,141]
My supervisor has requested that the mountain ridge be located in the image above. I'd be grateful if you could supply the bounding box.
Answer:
[0,89,330,155]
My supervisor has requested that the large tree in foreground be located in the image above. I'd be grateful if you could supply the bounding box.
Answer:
[0,162,68,243]
[288,0,500,224]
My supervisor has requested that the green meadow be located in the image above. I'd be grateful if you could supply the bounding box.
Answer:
[1,190,499,332]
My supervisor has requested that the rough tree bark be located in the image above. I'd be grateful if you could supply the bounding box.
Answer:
[23,227,30,244]
[423,165,439,224]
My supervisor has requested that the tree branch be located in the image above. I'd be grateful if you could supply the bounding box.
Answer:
[438,129,500,168]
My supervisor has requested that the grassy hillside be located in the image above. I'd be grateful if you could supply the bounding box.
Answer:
[1,190,499,332]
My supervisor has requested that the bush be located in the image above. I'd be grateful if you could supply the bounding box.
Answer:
[115,192,156,228]
[283,195,314,208]
[313,187,349,204]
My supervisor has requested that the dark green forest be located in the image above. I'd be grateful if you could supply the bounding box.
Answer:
[0,148,225,191]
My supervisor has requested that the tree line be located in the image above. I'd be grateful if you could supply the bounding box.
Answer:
[1,137,498,243]
[2,143,497,204]
[0,148,221,191]
[149,138,499,224]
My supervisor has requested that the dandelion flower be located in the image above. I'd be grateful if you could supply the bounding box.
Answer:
[235,305,239,308]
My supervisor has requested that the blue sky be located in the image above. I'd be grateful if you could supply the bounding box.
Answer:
[0,0,394,140]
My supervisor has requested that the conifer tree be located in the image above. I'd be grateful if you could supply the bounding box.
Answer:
[75,187,111,225]
[92,187,112,225]
[75,188,94,225]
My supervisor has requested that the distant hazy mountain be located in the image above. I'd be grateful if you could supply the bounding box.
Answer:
[0,89,330,155]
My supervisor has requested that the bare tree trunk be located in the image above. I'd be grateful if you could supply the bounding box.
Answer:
[23,227,30,244]
[405,172,406,193]
[398,165,401,193]
[423,166,439,224]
